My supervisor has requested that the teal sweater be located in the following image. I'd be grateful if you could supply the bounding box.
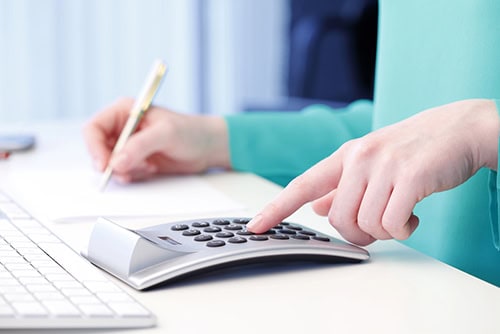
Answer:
[226,0,500,286]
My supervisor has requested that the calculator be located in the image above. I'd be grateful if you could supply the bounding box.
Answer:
[83,217,370,290]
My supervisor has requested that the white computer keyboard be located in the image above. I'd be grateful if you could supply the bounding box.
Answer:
[0,192,156,329]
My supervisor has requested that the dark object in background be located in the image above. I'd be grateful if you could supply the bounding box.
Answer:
[287,0,378,104]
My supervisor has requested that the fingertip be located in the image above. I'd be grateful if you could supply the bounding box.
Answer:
[247,213,279,234]
[246,214,264,233]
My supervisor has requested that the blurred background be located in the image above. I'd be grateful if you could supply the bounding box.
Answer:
[0,0,377,122]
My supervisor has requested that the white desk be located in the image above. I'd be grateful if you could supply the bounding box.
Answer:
[0,120,498,334]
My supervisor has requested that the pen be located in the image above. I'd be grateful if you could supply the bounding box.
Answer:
[99,59,168,191]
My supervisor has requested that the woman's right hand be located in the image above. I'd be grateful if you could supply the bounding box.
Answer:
[83,97,230,183]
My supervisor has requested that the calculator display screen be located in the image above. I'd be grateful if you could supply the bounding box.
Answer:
[158,235,181,246]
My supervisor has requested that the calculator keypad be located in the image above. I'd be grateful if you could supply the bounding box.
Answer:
[168,218,330,248]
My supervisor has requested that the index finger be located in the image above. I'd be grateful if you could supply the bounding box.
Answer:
[83,119,113,171]
[83,98,134,169]
[246,151,344,233]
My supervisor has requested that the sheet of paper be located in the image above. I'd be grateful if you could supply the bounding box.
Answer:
[3,169,245,223]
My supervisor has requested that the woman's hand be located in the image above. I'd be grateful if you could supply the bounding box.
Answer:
[247,99,500,246]
[83,97,230,183]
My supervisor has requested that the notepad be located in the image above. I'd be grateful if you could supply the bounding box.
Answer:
[3,169,245,223]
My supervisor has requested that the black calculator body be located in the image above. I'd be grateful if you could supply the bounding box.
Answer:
[83,217,370,290]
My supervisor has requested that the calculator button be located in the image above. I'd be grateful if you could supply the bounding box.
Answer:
[171,224,189,231]
[224,224,243,231]
[272,225,283,230]
[228,237,247,244]
[212,219,230,226]
[249,235,268,241]
[194,235,213,242]
[192,222,210,228]
[236,230,254,236]
[270,234,289,240]
[232,218,249,224]
[287,224,303,231]
[215,232,234,238]
[262,229,276,235]
[203,227,222,233]
[299,230,316,236]
[291,235,310,240]
[207,240,226,247]
[182,229,201,236]
[280,222,290,226]
[313,236,330,242]
[279,229,297,235]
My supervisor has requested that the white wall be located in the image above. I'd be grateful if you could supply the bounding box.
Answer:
[0,0,287,122]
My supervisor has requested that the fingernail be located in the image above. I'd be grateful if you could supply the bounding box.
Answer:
[246,214,263,231]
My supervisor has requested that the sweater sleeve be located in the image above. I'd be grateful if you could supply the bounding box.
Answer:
[489,99,500,251]
[224,100,373,186]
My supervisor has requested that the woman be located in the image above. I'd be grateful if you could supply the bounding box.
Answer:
[84,0,500,286]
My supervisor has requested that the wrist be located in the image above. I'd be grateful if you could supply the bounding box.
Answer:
[470,99,500,171]
[202,116,231,170]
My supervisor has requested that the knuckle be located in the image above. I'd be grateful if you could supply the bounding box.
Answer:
[358,217,389,240]
[349,138,381,161]
[328,206,346,229]
[381,217,410,239]
[381,217,398,234]
[357,217,372,232]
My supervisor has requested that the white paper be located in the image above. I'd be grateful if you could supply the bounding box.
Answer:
[4,169,245,223]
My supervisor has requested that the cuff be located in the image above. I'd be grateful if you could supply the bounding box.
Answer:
[489,99,500,250]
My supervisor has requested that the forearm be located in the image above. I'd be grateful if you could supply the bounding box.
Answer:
[225,100,373,186]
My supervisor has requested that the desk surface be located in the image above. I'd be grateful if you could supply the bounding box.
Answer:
[0,120,498,334]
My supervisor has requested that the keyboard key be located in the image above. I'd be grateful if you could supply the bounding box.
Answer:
[96,292,133,303]
[108,302,150,317]
[42,300,81,317]
[25,284,58,293]
[11,301,48,317]
[61,288,93,297]
[3,293,36,302]
[0,286,28,294]
[78,304,114,317]
[84,281,122,293]
[70,296,101,304]
[33,292,65,301]
[0,305,15,317]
